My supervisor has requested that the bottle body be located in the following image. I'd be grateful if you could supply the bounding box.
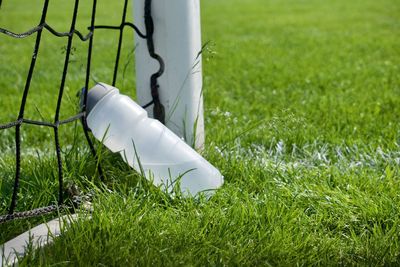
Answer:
[86,83,223,196]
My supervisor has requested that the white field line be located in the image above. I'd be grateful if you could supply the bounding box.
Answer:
[1,140,399,173]
[214,141,400,171]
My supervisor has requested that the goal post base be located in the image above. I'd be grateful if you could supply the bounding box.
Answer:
[134,0,205,150]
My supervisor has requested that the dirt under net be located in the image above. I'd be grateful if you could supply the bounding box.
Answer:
[0,0,164,223]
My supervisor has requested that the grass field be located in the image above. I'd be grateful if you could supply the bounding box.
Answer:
[1,0,400,265]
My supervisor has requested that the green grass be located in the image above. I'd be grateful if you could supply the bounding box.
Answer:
[1,0,400,265]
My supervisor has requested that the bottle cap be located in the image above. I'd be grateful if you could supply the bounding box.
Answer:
[85,83,113,115]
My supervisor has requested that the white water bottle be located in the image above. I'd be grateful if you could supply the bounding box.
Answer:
[85,83,223,196]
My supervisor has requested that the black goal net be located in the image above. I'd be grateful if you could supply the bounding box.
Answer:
[0,0,164,223]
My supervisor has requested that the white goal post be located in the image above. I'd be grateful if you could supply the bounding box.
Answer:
[133,0,205,150]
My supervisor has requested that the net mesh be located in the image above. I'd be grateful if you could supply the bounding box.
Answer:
[0,0,163,223]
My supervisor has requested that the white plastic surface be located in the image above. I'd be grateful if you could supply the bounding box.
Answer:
[133,0,205,149]
[0,214,80,267]
[87,83,223,196]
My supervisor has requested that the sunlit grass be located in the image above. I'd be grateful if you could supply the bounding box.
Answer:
[1,0,400,265]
